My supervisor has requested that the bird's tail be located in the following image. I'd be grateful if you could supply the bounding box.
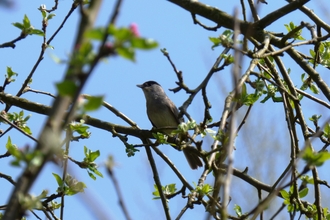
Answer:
[183,148,203,170]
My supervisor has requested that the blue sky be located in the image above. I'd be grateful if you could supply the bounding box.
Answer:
[0,0,329,219]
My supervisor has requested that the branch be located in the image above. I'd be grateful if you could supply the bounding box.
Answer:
[254,0,310,29]
[106,157,132,220]
[0,114,38,142]
[286,0,330,33]
[168,0,251,35]
[2,0,104,218]
[265,35,330,102]
[0,92,153,139]
[144,143,171,219]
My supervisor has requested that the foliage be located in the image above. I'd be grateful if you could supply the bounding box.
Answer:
[12,14,44,37]
[0,0,330,220]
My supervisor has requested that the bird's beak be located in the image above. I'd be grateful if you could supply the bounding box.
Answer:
[136,84,143,88]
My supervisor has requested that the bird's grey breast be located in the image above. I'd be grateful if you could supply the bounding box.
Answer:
[146,95,178,130]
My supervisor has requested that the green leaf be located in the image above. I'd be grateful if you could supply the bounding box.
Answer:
[49,201,61,210]
[152,132,168,144]
[309,83,319,94]
[195,183,213,196]
[173,120,196,134]
[107,24,117,35]
[6,136,21,159]
[300,73,306,82]
[6,66,18,83]
[209,30,235,49]
[6,66,18,78]
[116,47,135,61]
[19,110,24,118]
[234,204,243,217]
[24,114,31,122]
[238,83,261,106]
[92,169,103,178]
[284,22,305,40]
[302,145,330,167]
[79,41,93,57]
[131,38,158,49]
[75,125,90,135]
[52,173,63,186]
[71,181,86,194]
[56,80,77,97]
[222,29,233,37]
[300,175,314,184]
[84,145,88,157]
[223,54,234,65]
[23,14,31,29]
[69,41,95,69]
[200,184,213,194]
[309,114,321,123]
[50,53,61,63]
[287,203,295,212]
[324,207,330,220]
[82,147,103,179]
[70,122,90,138]
[5,136,12,150]
[88,171,96,180]
[241,83,248,98]
[41,10,47,18]
[47,13,56,20]
[85,27,105,40]
[21,126,32,135]
[280,189,290,199]
[65,175,86,195]
[152,184,176,200]
[299,187,308,198]
[109,25,132,41]
[152,184,161,199]
[125,144,139,157]
[83,96,103,112]
[323,123,330,138]
[209,37,221,44]
[164,183,176,195]
[30,29,44,36]
[209,37,221,50]
[12,22,24,30]
[89,150,100,162]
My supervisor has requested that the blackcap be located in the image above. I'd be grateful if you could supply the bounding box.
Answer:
[137,81,202,169]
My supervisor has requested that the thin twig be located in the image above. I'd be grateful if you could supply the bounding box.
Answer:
[0,114,38,142]
[144,143,171,219]
[106,157,132,220]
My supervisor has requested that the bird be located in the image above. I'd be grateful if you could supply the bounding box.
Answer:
[137,80,203,169]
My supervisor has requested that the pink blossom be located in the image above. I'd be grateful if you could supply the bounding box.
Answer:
[129,23,140,37]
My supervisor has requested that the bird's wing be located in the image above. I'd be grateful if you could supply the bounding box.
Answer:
[166,96,183,124]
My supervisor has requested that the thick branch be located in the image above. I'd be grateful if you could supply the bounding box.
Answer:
[168,0,252,35]
[254,0,310,29]
[0,92,152,139]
